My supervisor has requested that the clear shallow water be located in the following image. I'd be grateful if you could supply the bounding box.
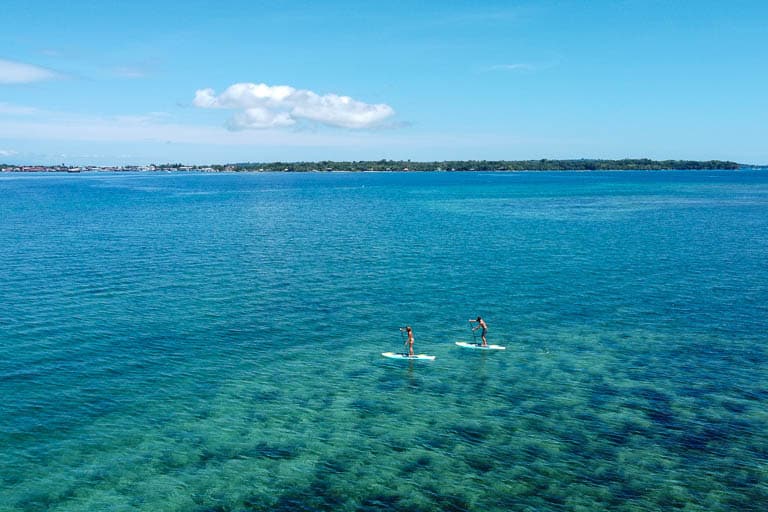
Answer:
[1,170,766,511]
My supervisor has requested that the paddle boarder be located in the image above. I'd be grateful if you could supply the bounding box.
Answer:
[469,316,488,347]
[400,326,415,356]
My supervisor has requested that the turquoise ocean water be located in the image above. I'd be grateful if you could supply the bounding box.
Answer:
[1,170,766,511]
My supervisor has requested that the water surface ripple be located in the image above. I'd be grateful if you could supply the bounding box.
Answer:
[1,171,766,511]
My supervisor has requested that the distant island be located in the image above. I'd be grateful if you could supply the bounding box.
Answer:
[1,158,755,173]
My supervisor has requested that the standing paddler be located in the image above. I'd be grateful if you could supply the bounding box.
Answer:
[400,326,415,356]
[469,316,488,347]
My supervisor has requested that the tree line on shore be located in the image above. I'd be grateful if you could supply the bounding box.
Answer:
[203,159,741,172]
[3,158,746,173]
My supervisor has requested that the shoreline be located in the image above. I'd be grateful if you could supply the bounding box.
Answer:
[3,169,764,175]
[2,168,764,175]
[3,159,760,173]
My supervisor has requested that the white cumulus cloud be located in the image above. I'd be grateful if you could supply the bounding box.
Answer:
[229,107,296,130]
[0,59,59,84]
[193,82,395,130]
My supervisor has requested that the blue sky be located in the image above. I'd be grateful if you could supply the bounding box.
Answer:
[1,0,766,165]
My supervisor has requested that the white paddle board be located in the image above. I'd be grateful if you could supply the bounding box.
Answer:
[381,352,436,361]
[455,341,506,350]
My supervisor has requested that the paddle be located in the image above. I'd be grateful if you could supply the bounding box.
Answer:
[469,319,477,345]
[399,327,408,356]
